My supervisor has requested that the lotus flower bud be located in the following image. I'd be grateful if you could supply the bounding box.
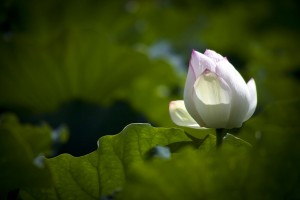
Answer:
[169,49,257,129]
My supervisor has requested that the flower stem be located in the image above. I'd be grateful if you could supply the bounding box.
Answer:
[216,128,225,148]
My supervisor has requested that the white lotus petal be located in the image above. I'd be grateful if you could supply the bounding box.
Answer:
[193,72,232,128]
[193,101,232,128]
[216,59,250,128]
[184,55,207,127]
[184,89,207,127]
[194,72,231,105]
[243,78,257,121]
[169,100,201,128]
[204,49,224,62]
[190,50,216,76]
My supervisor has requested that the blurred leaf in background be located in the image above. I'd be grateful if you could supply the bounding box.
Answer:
[0,0,184,155]
[0,114,63,197]
[0,0,182,118]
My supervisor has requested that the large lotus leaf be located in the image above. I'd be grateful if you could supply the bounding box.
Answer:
[118,146,251,200]
[118,131,299,200]
[20,124,214,199]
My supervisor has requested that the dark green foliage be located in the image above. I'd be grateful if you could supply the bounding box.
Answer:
[0,114,54,194]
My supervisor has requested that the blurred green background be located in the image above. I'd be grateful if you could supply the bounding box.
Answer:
[0,0,299,156]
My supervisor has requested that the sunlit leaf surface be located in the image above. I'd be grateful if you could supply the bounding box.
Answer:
[20,124,212,199]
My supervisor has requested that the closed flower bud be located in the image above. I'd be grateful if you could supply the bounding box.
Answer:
[169,49,257,129]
